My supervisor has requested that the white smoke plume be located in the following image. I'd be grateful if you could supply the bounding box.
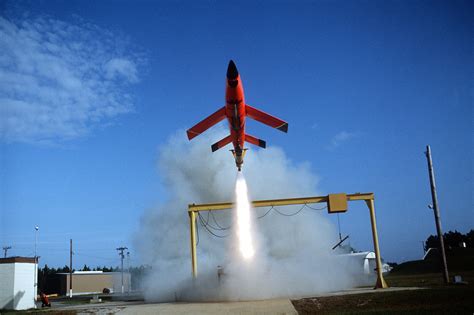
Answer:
[134,127,367,301]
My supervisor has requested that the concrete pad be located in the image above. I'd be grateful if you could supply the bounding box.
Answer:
[117,299,297,315]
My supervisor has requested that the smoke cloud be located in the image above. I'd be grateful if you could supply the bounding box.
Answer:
[134,127,368,301]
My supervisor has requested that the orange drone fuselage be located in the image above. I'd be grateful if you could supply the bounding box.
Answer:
[225,64,246,160]
[187,60,288,171]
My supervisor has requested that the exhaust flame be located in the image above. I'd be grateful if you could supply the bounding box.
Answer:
[235,173,255,260]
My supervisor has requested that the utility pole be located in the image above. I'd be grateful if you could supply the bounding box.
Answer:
[127,251,130,293]
[69,239,73,298]
[425,145,449,284]
[34,226,39,306]
[3,246,11,258]
[116,247,128,294]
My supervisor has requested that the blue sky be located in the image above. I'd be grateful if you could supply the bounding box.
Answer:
[0,0,472,268]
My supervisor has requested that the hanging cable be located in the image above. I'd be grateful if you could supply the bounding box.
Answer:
[194,202,328,237]
[210,211,231,230]
[257,204,326,219]
[196,216,200,246]
[203,211,210,225]
[305,204,327,211]
[199,211,230,231]
[203,211,231,231]
[272,204,307,217]
[257,206,274,219]
[198,212,229,238]
[337,213,342,240]
[199,211,227,231]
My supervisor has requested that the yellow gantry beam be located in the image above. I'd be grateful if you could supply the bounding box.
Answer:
[187,192,388,289]
[188,192,374,212]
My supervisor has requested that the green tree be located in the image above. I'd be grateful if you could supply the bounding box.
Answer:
[466,229,474,247]
[424,229,473,250]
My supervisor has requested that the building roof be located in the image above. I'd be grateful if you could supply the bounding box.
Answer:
[341,251,376,259]
[0,257,37,264]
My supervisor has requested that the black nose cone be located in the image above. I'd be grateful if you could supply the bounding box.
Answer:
[227,60,239,79]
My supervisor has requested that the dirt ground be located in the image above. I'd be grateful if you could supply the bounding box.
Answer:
[292,272,474,314]
[8,299,298,315]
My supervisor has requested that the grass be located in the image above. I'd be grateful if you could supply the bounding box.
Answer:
[292,261,474,315]
[386,271,474,287]
[292,285,474,314]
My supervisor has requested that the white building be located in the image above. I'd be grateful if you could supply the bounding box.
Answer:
[0,257,37,311]
[343,251,377,274]
[337,251,391,286]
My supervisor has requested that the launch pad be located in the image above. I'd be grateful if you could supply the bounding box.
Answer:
[188,192,389,289]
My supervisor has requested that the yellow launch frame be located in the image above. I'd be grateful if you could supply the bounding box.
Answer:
[188,192,388,289]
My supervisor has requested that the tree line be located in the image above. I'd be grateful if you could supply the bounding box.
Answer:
[424,229,473,251]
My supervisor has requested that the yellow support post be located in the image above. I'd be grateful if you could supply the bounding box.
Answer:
[365,199,389,289]
[189,211,197,278]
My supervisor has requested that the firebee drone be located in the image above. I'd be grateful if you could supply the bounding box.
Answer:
[187,60,288,171]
